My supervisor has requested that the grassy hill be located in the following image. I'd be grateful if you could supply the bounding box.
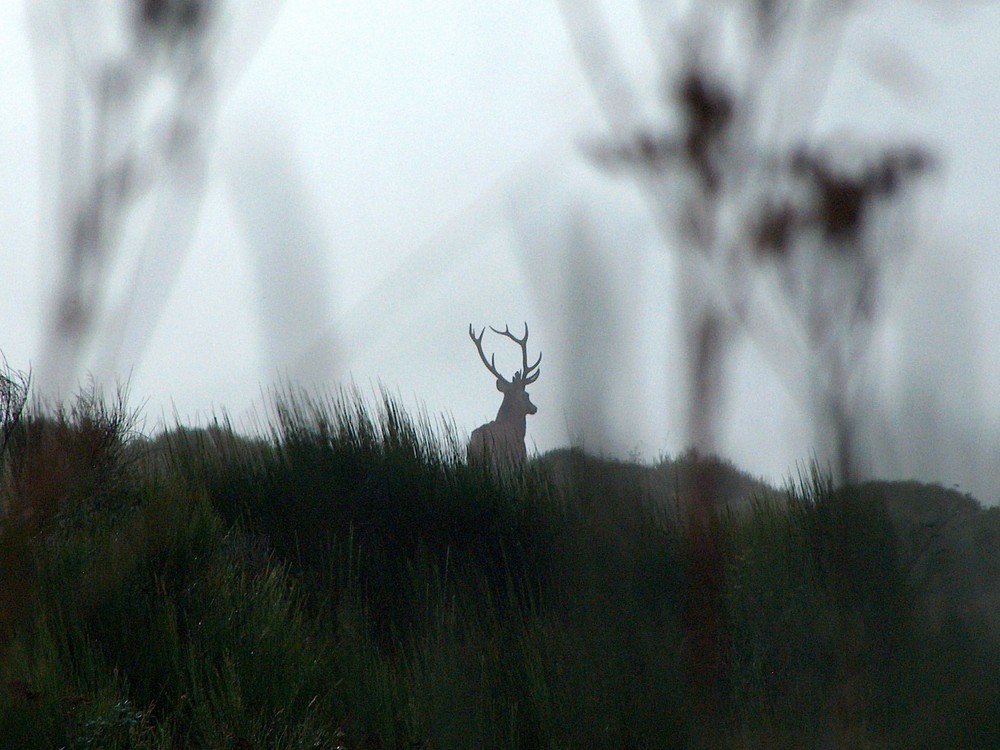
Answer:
[1,386,999,748]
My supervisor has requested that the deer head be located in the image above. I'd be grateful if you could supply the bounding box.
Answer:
[468,323,541,465]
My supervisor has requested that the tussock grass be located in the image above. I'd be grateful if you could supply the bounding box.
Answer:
[1,386,998,748]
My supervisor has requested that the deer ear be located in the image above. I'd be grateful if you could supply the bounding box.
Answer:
[496,379,507,392]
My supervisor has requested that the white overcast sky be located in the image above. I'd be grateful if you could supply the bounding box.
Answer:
[2,2,1000,500]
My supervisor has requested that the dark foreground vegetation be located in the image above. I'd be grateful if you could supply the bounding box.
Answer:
[1,387,999,749]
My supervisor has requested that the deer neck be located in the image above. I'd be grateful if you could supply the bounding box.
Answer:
[495,396,527,436]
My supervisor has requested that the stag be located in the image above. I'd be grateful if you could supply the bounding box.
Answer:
[468,323,541,467]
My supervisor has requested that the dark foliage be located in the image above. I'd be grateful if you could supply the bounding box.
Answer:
[2,392,1000,747]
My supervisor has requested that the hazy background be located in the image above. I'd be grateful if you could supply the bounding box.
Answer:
[1,2,999,501]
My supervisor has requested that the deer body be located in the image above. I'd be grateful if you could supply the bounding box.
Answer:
[468,391,535,465]
[467,323,541,468]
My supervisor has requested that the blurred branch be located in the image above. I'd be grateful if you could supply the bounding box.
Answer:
[557,2,843,414]
[27,1,282,395]
[559,0,933,482]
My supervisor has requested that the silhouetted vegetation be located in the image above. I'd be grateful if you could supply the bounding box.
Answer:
[1,389,998,748]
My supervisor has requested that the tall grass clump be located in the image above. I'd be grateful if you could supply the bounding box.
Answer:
[719,466,920,745]
[1,380,138,641]
[0,387,348,748]
[173,386,560,647]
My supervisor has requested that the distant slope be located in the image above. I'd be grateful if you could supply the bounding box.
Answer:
[538,447,776,511]
[852,480,1000,633]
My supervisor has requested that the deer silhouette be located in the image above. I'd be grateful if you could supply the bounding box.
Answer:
[468,323,541,467]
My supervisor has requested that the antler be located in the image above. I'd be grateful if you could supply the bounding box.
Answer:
[469,324,509,384]
[489,323,542,385]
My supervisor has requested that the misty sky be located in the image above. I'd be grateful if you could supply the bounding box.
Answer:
[1,2,999,501]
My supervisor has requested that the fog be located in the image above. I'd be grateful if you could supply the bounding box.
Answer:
[2,2,999,501]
